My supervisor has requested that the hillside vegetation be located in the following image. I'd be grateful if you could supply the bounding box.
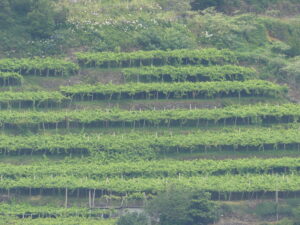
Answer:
[0,0,300,225]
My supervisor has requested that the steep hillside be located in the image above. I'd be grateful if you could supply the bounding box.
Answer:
[0,1,300,225]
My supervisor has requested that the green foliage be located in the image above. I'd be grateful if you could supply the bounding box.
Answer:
[122,65,257,82]
[190,0,222,10]
[0,103,299,129]
[63,0,195,52]
[0,0,68,39]
[261,17,300,56]
[0,30,66,57]
[0,0,14,27]
[1,173,300,194]
[188,10,268,50]
[254,201,277,218]
[76,48,237,68]
[0,57,79,76]
[187,192,220,225]
[146,188,191,225]
[26,0,56,38]
[137,24,197,50]
[146,189,219,225]
[0,72,23,86]
[117,213,148,225]
[0,202,113,218]
[292,207,300,222]
[253,201,296,221]
[0,0,69,56]
[191,0,300,15]
[270,40,291,54]
[3,156,300,178]
[10,0,33,15]
[0,0,298,58]
[0,216,116,225]
[0,128,300,157]
[60,80,287,100]
[0,91,69,109]
[91,25,138,52]
[280,57,300,82]
[156,0,191,11]
[0,0,299,224]
[274,218,295,225]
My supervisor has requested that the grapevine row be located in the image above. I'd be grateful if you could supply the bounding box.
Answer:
[0,217,116,225]
[0,91,70,109]
[0,57,79,76]
[0,128,299,156]
[1,174,299,193]
[0,203,113,218]
[75,48,237,68]
[0,104,299,128]
[0,72,23,86]
[1,157,300,178]
[60,80,287,100]
[122,65,256,82]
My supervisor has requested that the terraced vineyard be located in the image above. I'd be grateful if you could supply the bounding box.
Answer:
[0,48,299,224]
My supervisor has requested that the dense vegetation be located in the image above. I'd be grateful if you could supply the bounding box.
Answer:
[146,190,219,225]
[76,48,237,68]
[2,104,300,127]
[1,127,300,156]
[1,174,300,194]
[191,0,300,14]
[0,217,116,225]
[0,91,69,109]
[2,157,300,177]
[0,72,23,86]
[0,0,300,224]
[122,65,257,82]
[61,80,287,100]
[0,57,79,76]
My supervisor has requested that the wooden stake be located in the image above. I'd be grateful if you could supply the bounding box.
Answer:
[65,187,68,208]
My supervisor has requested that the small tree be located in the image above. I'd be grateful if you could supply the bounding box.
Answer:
[26,0,55,38]
[0,0,14,27]
[146,188,190,225]
[146,188,219,225]
[187,192,220,225]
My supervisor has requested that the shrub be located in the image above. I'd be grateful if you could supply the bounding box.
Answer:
[137,24,197,50]
[117,212,148,225]
[146,188,219,225]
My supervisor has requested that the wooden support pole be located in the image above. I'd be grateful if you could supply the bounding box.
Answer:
[65,188,68,208]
